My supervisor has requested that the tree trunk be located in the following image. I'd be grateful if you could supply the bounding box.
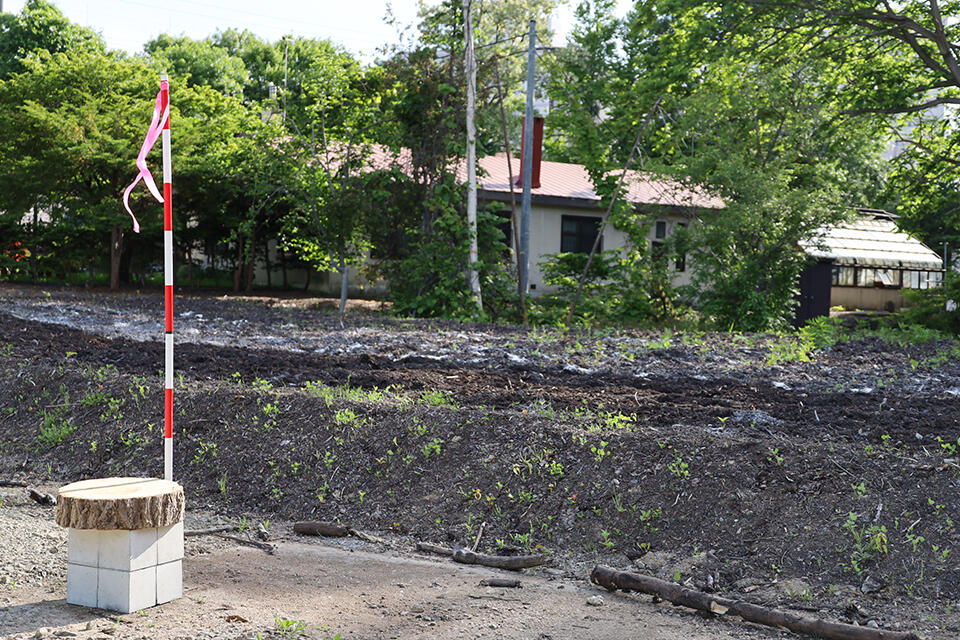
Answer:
[303,268,312,292]
[281,249,289,289]
[264,239,272,288]
[29,206,39,284]
[110,224,124,290]
[338,241,348,325]
[185,247,194,289]
[119,241,132,285]
[244,227,257,293]
[233,241,243,293]
[56,478,184,530]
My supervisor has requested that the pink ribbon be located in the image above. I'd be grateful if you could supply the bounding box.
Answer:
[122,92,170,233]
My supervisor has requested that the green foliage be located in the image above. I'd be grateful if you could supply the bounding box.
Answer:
[38,407,75,447]
[0,0,104,80]
[841,512,888,578]
[388,204,473,319]
[800,316,848,350]
[533,247,684,327]
[145,34,248,96]
[900,272,960,336]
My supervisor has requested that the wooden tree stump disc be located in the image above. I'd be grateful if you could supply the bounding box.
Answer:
[56,477,184,530]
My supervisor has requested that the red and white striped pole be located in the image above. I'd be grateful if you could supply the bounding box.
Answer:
[160,74,174,482]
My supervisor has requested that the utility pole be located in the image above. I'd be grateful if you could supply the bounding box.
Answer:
[519,19,536,297]
[283,35,290,123]
[464,0,482,311]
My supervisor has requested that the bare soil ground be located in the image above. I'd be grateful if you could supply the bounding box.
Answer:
[1,283,959,639]
[1,484,787,640]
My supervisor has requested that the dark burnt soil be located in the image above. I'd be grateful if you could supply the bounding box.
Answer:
[1,284,959,636]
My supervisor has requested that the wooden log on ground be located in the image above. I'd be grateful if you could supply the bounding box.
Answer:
[480,578,522,588]
[452,547,548,570]
[293,521,349,537]
[590,566,919,640]
[416,541,454,556]
[56,477,184,530]
[0,480,28,488]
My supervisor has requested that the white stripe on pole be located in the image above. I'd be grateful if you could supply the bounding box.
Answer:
[162,129,171,183]
[164,230,173,285]
[165,333,174,388]
[164,438,173,484]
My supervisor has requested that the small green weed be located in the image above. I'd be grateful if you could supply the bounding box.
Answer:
[420,389,456,408]
[38,408,76,447]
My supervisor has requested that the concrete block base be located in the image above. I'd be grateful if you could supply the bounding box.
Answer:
[66,523,183,613]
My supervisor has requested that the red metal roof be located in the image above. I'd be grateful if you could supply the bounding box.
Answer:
[472,153,725,210]
[361,146,724,210]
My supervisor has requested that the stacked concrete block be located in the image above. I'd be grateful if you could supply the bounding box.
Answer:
[57,478,185,613]
[65,522,183,612]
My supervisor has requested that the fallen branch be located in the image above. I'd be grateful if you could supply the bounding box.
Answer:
[293,521,349,537]
[215,533,275,554]
[452,546,548,571]
[185,525,236,537]
[416,541,454,557]
[0,480,28,488]
[349,528,385,544]
[590,566,918,640]
[293,521,384,544]
[471,522,486,552]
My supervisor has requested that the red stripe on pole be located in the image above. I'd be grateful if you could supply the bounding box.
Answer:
[160,80,170,130]
[163,183,172,230]
[165,286,173,331]
[164,388,173,437]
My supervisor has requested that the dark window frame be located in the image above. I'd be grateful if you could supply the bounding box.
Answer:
[561,215,603,254]
[655,220,667,239]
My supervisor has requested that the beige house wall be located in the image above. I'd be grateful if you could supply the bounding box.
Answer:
[250,205,695,298]
[526,203,694,293]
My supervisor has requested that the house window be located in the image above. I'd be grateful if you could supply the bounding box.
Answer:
[655,221,667,239]
[561,215,602,254]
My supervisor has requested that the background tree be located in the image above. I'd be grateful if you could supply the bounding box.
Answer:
[0,0,104,79]
[144,34,249,96]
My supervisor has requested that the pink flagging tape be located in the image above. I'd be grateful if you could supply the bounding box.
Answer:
[121,92,170,233]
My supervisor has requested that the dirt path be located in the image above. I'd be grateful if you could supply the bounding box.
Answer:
[1,488,774,640]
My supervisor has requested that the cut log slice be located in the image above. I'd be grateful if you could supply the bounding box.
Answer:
[56,477,184,530]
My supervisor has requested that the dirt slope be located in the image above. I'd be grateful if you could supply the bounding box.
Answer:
[0,284,958,638]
